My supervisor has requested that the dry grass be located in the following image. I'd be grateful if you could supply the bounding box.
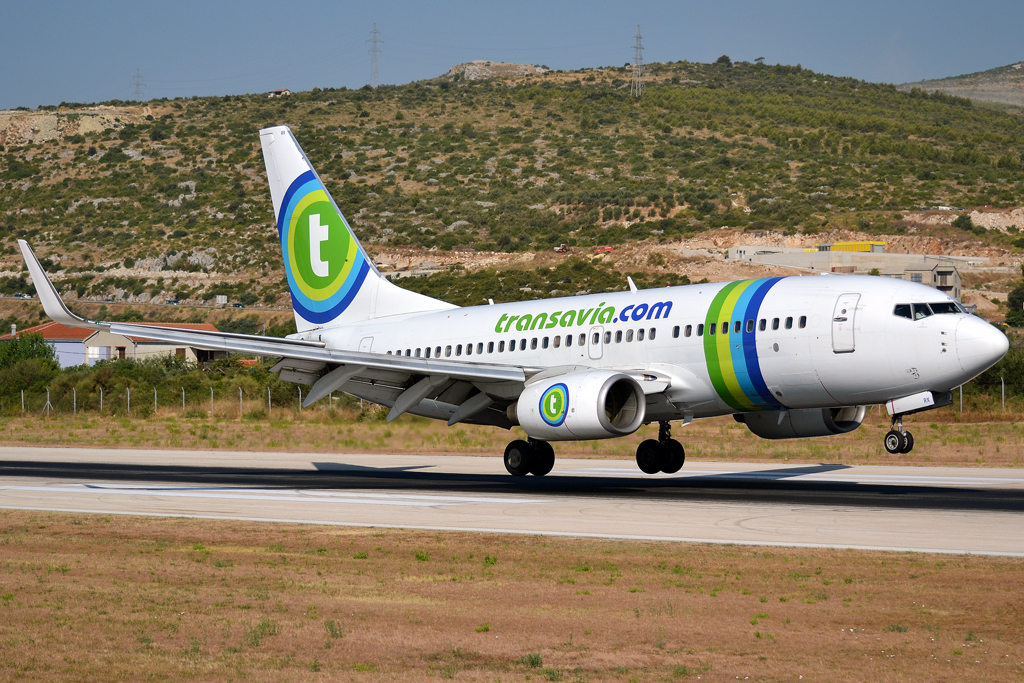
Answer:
[0,404,1023,468]
[0,510,1021,681]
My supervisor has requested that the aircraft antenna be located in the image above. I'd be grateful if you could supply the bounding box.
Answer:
[630,25,644,98]
[132,69,146,102]
[368,24,383,89]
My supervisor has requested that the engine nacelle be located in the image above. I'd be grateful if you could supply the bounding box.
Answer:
[511,370,646,441]
[735,406,867,440]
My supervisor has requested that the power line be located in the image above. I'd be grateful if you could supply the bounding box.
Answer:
[630,25,644,98]
[132,68,146,102]
[368,23,383,89]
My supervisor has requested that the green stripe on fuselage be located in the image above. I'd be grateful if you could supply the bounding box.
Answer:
[704,281,757,412]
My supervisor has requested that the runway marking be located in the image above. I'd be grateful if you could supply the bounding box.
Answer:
[1,504,1021,558]
[0,484,549,507]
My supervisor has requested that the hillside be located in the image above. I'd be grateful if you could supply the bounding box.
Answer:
[899,61,1024,108]
[3,59,1024,319]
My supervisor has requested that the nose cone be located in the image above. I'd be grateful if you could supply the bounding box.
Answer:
[955,316,1009,378]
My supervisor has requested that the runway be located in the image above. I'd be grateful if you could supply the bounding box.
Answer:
[1,446,1023,556]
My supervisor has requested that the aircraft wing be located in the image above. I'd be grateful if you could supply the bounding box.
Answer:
[18,240,532,426]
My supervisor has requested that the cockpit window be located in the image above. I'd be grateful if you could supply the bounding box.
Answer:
[929,302,960,314]
[893,304,912,319]
[912,303,933,320]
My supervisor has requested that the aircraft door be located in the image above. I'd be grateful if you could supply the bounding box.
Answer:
[359,336,374,353]
[831,294,860,353]
[588,326,604,360]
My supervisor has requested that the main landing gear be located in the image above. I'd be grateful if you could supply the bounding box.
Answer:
[504,438,556,477]
[884,415,915,454]
[636,421,686,474]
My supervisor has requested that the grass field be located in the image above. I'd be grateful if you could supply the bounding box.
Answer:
[0,510,1021,682]
[0,403,1021,468]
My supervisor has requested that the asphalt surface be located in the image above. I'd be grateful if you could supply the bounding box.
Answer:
[1,447,1023,556]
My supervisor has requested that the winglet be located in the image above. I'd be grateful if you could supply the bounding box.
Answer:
[627,276,638,293]
[18,240,104,330]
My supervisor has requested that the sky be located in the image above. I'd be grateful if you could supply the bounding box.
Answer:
[1,0,1022,110]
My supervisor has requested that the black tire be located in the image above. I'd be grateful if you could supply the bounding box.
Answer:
[504,440,534,476]
[884,430,906,455]
[636,439,664,474]
[900,431,914,454]
[529,440,556,476]
[661,439,685,474]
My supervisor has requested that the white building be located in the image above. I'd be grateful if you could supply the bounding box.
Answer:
[1,321,226,368]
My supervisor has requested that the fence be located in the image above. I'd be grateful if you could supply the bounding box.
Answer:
[2,384,355,418]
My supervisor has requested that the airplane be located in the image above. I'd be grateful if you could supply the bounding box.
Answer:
[17,125,1010,476]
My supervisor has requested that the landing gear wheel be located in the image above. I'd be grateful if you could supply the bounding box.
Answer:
[661,439,685,474]
[504,440,534,476]
[900,431,914,454]
[884,430,907,455]
[636,439,665,474]
[529,440,555,476]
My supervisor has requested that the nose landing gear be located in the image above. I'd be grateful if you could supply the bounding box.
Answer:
[503,438,556,476]
[636,421,686,474]
[884,415,914,454]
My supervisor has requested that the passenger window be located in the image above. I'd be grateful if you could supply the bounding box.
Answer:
[673,325,680,338]
[508,339,515,352]
[785,317,793,329]
[466,344,472,356]
[435,346,441,357]
[542,337,549,349]
[722,322,729,335]
[477,343,483,354]
[520,339,527,351]
[626,329,634,342]
[488,341,494,353]
[649,328,656,340]
[772,318,780,330]
[425,347,431,358]
[615,330,623,343]
[578,333,585,346]
[734,320,741,334]
[530,338,538,350]
[553,335,561,348]
[684,325,692,337]
[604,331,612,343]
[415,348,421,357]
[746,319,754,333]
[445,345,452,357]
[912,304,933,320]
[799,316,807,329]
[498,341,505,352]
[893,304,912,319]
[637,328,645,341]
[709,323,716,336]
[759,319,766,331]
[566,334,573,347]
[387,351,392,355]
[456,344,463,356]
[697,324,704,336]
[592,332,600,344]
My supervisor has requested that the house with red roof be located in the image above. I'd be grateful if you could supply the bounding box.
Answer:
[1,321,226,368]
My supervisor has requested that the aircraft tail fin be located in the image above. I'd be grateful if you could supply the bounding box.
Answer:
[259,125,453,331]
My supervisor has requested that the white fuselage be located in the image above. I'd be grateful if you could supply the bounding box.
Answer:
[296,274,1006,421]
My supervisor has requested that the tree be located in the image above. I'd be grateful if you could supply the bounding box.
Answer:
[0,332,56,369]
[952,213,973,231]
[716,55,732,66]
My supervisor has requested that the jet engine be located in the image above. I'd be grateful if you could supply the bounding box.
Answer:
[509,370,646,441]
[735,406,867,439]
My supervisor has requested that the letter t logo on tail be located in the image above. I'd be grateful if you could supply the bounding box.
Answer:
[309,213,329,277]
